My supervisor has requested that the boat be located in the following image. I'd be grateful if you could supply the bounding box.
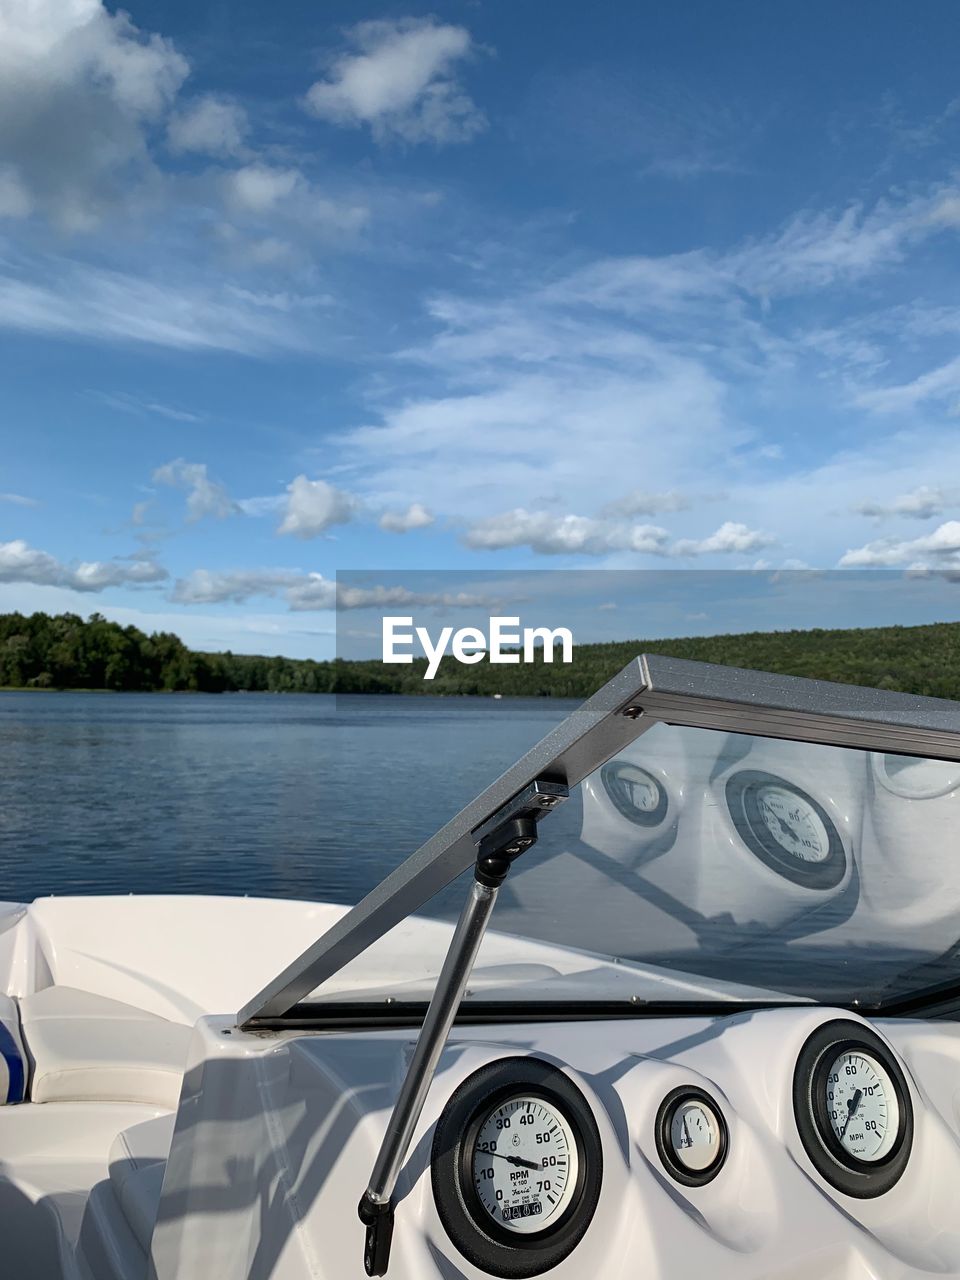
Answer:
[4,653,960,1278]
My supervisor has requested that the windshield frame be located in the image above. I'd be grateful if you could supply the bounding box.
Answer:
[238,654,960,1027]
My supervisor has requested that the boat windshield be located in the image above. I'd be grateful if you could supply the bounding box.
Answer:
[451,722,960,1007]
[239,657,960,1024]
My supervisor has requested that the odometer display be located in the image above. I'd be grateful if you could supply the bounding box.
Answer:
[472,1094,579,1235]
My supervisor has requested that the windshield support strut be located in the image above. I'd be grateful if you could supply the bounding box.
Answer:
[357,783,568,1276]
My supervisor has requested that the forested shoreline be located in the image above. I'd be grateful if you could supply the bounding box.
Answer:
[2,610,960,699]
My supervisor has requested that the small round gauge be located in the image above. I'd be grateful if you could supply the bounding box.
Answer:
[656,1088,728,1186]
[873,753,960,799]
[794,1020,913,1198]
[725,770,846,889]
[432,1058,602,1277]
[601,760,668,827]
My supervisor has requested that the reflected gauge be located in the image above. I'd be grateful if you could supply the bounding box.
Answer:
[726,770,846,889]
[601,761,668,827]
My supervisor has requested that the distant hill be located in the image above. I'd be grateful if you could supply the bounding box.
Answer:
[2,609,959,699]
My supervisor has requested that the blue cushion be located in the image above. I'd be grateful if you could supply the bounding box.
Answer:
[0,996,25,1104]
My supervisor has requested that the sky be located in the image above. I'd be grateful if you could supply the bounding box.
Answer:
[3,0,960,658]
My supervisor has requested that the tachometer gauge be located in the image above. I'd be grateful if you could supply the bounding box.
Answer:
[472,1095,578,1233]
[794,1020,913,1198]
[656,1088,728,1186]
[600,761,668,827]
[432,1058,602,1277]
[726,770,846,889]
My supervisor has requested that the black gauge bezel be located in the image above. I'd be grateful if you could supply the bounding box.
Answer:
[725,769,846,889]
[655,1086,729,1187]
[600,761,668,828]
[793,1020,913,1198]
[431,1057,603,1278]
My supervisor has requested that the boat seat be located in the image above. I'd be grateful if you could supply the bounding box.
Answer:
[0,992,25,1103]
[78,1113,174,1280]
[19,986,191,1108]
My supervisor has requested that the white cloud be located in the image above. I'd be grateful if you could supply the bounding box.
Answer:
[840,521,960,568]
[171,567,497,611]
[0,253,317,355]
[463,510,670,556]
[854,354,960,415]
[303,19,485,145]
[153,459,235,522]
[671,522,776,557]
[378,502,434,533]
[0,492,37,507]
[167,94,248,157]
[853,485,951,520]
[0,538,167,591]
[0,0,188,231]
[226,164,302,215]
[277,475,358,539]
[602,490,689,518]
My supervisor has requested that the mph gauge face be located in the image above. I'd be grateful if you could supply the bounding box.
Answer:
[472,1094,579,1235]
[824,1050,900,1162]
[726,770,846,889]
[755,784,831,863]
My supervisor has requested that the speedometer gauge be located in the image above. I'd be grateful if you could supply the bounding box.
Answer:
[432,1058,602,1277]
[726,770,846,889]
[794,1020,913,1198]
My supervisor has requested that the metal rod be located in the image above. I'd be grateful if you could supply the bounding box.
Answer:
[365,877,498,1206]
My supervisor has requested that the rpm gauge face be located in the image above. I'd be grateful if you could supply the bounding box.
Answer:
[726,770,846,889]
[824,1050,899,1162]
[472,1095,579,1234]
[432,1059,603,1278]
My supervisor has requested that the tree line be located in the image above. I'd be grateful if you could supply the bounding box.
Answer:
[2,609,960,699]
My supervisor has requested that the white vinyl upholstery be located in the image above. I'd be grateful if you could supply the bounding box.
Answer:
[77,1112,174,1278]
[0,992,25,1103]
[19,986,191,1107]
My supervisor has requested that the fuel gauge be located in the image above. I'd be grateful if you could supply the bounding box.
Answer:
[656,1088,728,1186]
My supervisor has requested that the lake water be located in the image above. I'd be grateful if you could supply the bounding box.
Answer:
[0,692,573,905]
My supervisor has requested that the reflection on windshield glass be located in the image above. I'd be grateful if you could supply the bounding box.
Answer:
[482,723,960,1006]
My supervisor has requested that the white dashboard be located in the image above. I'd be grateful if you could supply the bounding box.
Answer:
[151,1008,960,1280]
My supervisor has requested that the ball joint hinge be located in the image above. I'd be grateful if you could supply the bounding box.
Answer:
[474,817,539,887]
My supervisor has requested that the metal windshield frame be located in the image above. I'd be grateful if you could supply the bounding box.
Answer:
[238,654,960,1027]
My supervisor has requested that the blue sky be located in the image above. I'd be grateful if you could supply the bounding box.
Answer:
[3,0,960,658]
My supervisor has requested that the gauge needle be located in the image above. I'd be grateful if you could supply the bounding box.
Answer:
[773,813,799,843]
[486,1151,540,1171]
[839,1089,863,1139]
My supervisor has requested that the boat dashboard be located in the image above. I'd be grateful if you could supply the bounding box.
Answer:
[154,1005,960,1280]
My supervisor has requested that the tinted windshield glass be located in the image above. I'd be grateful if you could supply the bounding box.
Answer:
[475,722,960,1005]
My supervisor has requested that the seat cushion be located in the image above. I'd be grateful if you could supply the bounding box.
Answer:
[19,986,191,1107]
[0,992,25,1103]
